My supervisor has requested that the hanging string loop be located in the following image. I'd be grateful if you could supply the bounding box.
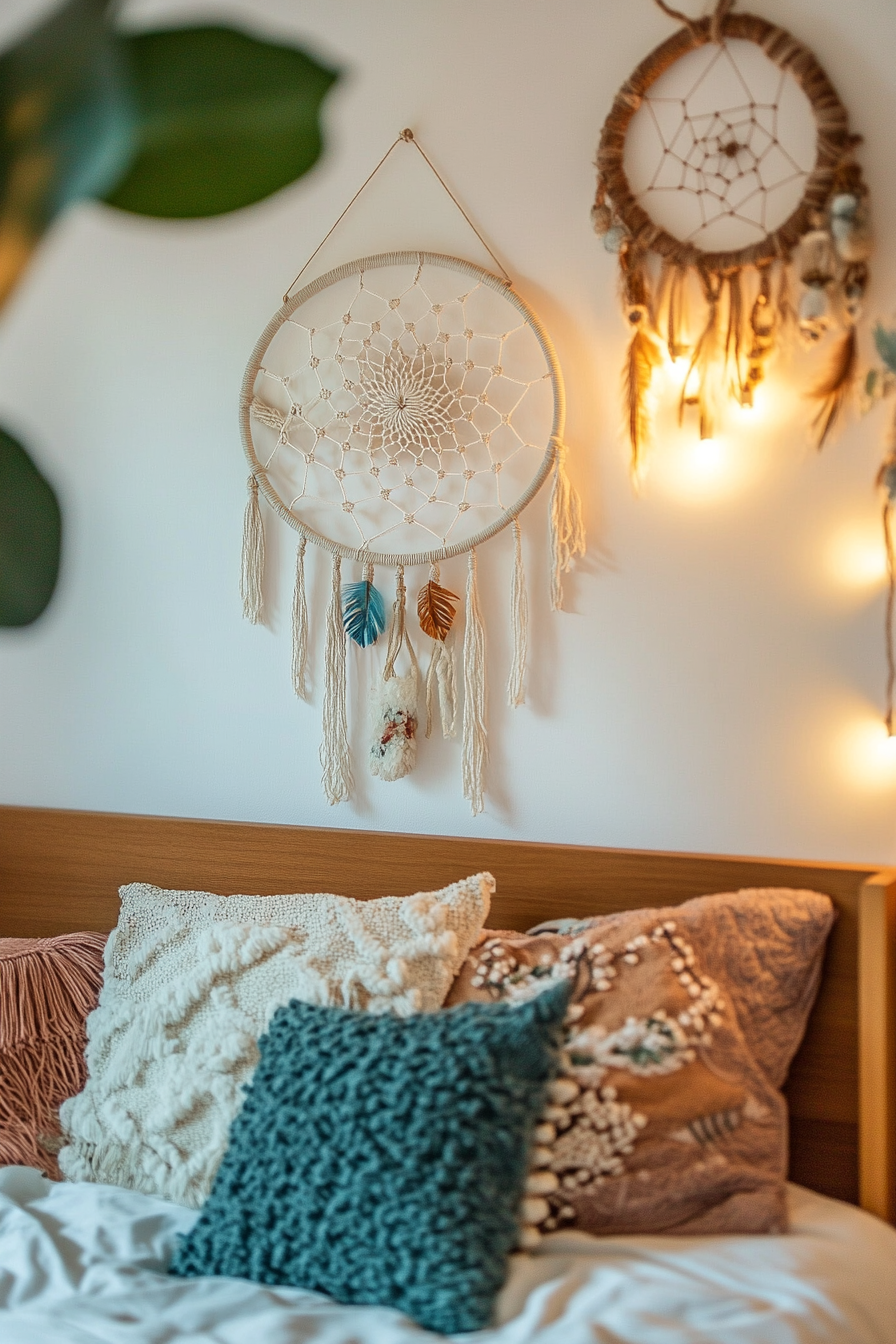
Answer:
[283,129,511,302]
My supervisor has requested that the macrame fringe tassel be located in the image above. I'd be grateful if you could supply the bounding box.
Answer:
[291,536,309,699]
[462,549,487,816]
[240,476,265,624]
[549,438,586,611]
[507,519,528,707]
[320,554,352,805]
[425,634,457,739]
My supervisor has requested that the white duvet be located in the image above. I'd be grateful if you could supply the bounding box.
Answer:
[0,1167,893,1343]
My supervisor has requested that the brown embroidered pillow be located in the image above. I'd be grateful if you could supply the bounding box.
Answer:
[0,932,107,1178]
[445,888,834,1241]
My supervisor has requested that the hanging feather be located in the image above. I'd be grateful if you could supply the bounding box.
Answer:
[680,274,722,440]
[742,266,776,405]
[342,576,386,647]
[723,269,744,396]
[624,325,663,481]
[810,325,857,449]
[663,263,690,361]
[417,579,458,641]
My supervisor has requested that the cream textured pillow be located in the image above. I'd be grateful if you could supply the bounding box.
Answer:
[59,874,492,1207]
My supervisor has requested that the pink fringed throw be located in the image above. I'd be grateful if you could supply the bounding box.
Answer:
[0,932,106,1177]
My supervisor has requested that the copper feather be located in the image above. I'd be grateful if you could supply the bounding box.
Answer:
[417,581,458,641]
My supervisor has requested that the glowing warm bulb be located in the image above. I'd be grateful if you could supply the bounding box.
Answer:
[837,715,896,790]
[826,521,887,591]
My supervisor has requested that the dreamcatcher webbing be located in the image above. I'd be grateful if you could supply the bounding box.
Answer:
[594,0,871,478]
[239,134,584,814]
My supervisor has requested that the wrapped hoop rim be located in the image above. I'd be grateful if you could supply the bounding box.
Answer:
[596,11,852,270]
[240,250,565,568]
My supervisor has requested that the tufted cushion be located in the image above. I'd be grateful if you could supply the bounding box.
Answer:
[446,888,835,1240]
[59,874,492,1207]
[169,983,569,1334]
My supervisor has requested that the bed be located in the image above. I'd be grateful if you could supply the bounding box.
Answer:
[0,803,894,1342]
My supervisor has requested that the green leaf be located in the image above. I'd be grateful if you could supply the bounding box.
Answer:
[0,426,61,626]
[0,0,135,306]
[874,324,896,376]
[103,26,338,218]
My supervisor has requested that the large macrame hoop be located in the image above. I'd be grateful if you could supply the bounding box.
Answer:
[238,136,584,816]
[593,0,871,477]
[239,250,565,569]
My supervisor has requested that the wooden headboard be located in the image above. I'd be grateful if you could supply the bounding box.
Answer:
[0,804,893,1224]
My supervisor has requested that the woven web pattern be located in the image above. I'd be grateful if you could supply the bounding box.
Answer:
[627,39,813,251]
[249,258,553,557]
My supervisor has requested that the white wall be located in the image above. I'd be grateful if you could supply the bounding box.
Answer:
[2,0,896,865]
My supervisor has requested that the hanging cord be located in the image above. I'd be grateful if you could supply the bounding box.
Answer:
[283,128,511,302]
[884,500,896,735]
[462,550,487,816]
[652,0,733,42]
[383,565,407,680]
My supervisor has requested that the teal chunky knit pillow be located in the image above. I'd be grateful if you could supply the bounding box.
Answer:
[169,983,569,1333]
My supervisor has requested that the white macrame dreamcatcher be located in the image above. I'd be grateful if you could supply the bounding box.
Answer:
[239,132,584,814]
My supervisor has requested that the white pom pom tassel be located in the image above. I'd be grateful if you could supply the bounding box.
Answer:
[240,475,265,624]
[462,549,487,816]
[549,438,585,611]
[507,519,528,707]
[291,535,309,700]
[320,553,352,805]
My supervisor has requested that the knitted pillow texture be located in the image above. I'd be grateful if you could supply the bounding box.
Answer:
[59,873,492,1207]
[170,983,569,1334]
[445,887,834,1241]
[0,933,106,1178]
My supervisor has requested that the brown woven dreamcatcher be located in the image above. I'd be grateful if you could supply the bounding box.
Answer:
[593,0,872,480]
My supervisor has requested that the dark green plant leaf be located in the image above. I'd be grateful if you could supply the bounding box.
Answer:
[104,26,337,218]
[0,0,135,307]
[0,426,61,626]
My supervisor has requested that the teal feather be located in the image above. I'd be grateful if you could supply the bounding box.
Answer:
[342,580,386,647]
[874,324,896,375]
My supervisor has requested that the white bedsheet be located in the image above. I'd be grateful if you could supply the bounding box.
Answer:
[0,1167,893,1343]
